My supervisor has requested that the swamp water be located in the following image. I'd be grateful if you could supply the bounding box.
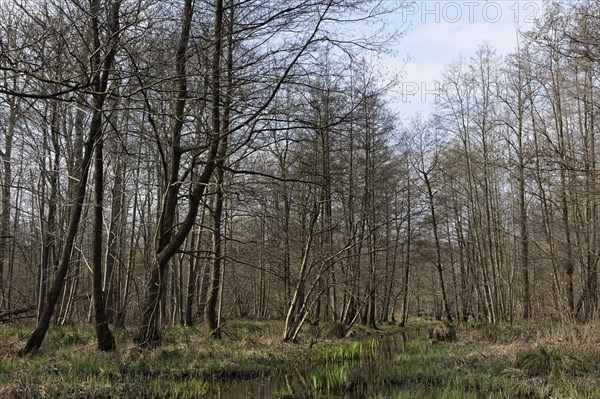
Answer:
[211,330,426,399]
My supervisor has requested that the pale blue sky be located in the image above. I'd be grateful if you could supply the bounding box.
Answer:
[385,0,546,117]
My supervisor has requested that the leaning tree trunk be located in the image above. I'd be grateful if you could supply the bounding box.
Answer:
[20,116,96,355]
[20,0,122,355]
[136,0,195,348]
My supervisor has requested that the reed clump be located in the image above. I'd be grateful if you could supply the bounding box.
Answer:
[384,320,600,398]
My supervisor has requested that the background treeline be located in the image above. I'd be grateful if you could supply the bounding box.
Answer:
[0,0,598,352]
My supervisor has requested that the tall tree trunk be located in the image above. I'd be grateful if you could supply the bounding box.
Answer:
[90,0,119,352]
[422,171,453,323]
[283,201,320,341]
[205,0,227,338]
[555,84,575,316]
[205,173,225,337]
[104,149,125,322]
[136,0,195,348]
[38,104,60,320]
[20,112,96,355]
[20,0,121,355]
[115,152,141,328]
[92,134,115,351]
[184,227,202,326]
[400,165,412,326]
[0,90,16,309]
[517,116,531,319]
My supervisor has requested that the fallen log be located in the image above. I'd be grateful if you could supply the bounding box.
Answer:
[0,306,34,321]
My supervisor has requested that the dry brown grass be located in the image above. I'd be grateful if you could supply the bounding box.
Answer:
[442,321,600,397]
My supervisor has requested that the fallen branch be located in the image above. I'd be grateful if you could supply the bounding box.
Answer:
[0,306,34,321]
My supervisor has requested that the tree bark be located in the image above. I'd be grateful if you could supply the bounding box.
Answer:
[92,134,115,351]
[422,170,453,324]
[20,0,121,355]
[0,85,16,309]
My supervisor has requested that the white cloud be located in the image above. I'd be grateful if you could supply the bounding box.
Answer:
[388,0,544,116]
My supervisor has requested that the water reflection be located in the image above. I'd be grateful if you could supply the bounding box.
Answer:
[212,329,424,399]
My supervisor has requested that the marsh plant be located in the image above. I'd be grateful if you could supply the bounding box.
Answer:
[515,346,589,385]
[309,364,348,394]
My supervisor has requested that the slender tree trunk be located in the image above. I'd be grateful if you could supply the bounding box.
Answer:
[0,90,16,309]
[38,103,60,321]
[92,133,115,351]
[422,171,453,323]
[205,0,227,338]
[20,114,96,355]
[558,110,575,317]
[115,152,141,328]
[401,168,412,326]
[283,201,320,341]
[137,0,195,348]
[184,227,202,326]
[104,150,125,322]
[517,120,531,319]
[206,172,225,337]
[90,0,119,352]
[20,0,121,355]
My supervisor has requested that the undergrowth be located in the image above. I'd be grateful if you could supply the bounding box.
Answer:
[1,319,600,398]
[0,319,393,398]
[382,320,600,399]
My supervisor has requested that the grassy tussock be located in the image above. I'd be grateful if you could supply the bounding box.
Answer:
[387,320,600,398]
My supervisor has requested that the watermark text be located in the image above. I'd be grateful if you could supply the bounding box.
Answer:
[400,1,541,24]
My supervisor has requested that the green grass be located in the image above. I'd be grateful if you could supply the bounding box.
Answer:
[376,321,600,399]
[2,319,600,398]
[309,364,348,394]
[0,319,384,398]
[317,340,363,363]
[271,384,295,399]
[379,337,536,398]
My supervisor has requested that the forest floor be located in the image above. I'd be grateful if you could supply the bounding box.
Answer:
[0,318,599,398]
[390,320,600,398]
